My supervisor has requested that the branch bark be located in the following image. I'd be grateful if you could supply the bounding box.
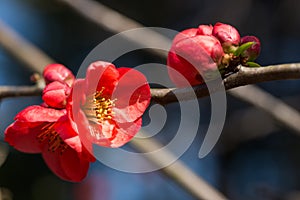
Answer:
[2,63,300,102]
[0,86,42,99]
[151,64,300,104]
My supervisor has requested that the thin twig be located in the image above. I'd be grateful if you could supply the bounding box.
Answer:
[151,64,300,104]
[0,86,42,99]
[1,63,300,102]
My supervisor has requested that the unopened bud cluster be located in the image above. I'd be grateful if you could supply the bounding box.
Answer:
[167,22,261,87]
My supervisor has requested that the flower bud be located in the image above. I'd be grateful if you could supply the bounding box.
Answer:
[167,30,224,87]
[212,22,240,48]
[172,28,198,44]
[197,25,213,35]
[42,81,70,108]
[240,35,261,61]
[43,64,75,87]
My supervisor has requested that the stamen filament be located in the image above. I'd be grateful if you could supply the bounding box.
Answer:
[37,123,68,154]
[83,87,116,123]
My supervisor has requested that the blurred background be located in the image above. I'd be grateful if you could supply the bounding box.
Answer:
[1,0,300,199]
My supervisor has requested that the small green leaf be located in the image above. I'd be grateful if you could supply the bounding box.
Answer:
[233,42,254,56]
[246,61,261,68]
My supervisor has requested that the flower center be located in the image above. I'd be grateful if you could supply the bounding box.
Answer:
[83,88,116,123]
[37,123,68,154]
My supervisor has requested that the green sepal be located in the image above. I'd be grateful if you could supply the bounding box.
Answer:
[233,42,254,56]
[246,61,261,68]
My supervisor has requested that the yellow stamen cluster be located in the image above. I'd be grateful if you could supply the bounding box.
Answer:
[83,88,116,123]
[37,123,68,154]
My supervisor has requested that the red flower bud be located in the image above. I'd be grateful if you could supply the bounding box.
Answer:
[197,25,213,35]
[172,28,198,44]
[43,64,75,87]
[168,29,224,87]
[212,22,240,47]
[42,81,70,109]
[240,35,261,61]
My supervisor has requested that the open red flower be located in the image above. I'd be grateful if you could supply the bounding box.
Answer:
[5,64,95,182]
[5,105,95,182]
[71,61,151,148]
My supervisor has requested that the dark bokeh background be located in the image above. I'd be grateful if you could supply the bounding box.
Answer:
[1,0,300,199]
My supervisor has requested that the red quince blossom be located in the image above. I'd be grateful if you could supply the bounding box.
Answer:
[167,28,224,87]
[5,105,95,182]
[212,22,240,47]
[5,64,95,182]
[71,61,151,148]
[240,35,261,62]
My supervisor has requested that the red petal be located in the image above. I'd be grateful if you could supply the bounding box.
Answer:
[85,61,118,96]
[74,109,95,157]
[174,35,220,71]
[59,147,90,182]
[167,51,203,87]
[42,148,70,181]
[15,105,66,122]
[212,22,240,45]
[42,142,91,182]
[110,118,142,148]
[85,119,142,148]
[86,120,117,147]
[54,113,95,162]
[55,115,78,139]
[112,68,151,123]
[42,81,69,109]
[5,121,43,153]
[43,64,75,87]
[173,28,198,45]
[71,79,87,107]
[197,25,213,36]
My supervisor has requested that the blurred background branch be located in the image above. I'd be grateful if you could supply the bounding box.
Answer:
[0,187,13,200]
[132,131,227,200]
[0,19,54,74]
[0,142,8,169]
[229,86,300,134]
[0,142,10,200]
